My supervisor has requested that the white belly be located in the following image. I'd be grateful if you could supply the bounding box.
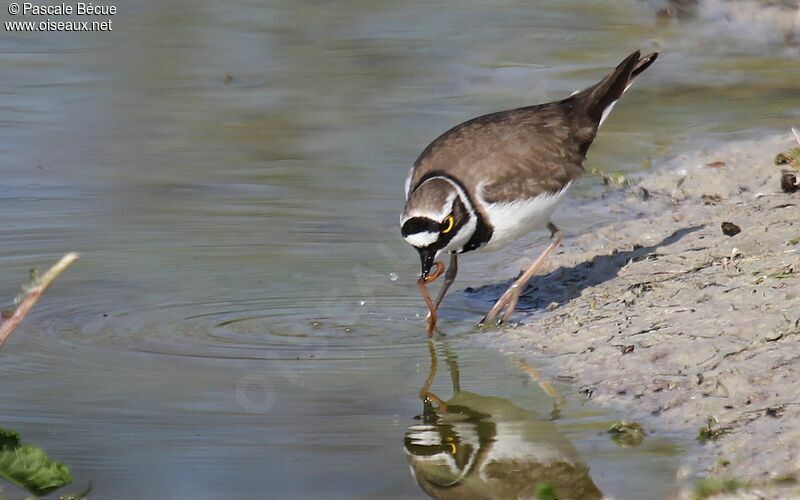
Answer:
[480,184,570,251]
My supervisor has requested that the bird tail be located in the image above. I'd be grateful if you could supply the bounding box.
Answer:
[572,50,658,127]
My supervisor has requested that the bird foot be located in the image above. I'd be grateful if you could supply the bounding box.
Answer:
[478,284,521,327]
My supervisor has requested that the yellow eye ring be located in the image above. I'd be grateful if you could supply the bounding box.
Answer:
[442,215,455,234]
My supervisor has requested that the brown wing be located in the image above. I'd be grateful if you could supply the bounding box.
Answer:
[409,102,589,204]
[407,50,657,204]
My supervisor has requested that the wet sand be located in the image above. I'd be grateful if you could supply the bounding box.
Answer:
[482,132,800,496]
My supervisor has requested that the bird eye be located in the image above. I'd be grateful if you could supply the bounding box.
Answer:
[441,215,454,234]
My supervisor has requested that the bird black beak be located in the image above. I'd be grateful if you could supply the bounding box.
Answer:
[418,248,436,280]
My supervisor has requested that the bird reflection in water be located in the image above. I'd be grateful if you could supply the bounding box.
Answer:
[404,341,602,499]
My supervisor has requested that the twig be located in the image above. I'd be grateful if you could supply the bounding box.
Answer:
[0,253,79,349]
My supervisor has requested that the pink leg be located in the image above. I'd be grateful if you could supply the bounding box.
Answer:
[480,223,563,326]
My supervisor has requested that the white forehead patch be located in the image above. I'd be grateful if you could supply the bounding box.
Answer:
[404,231,438,248]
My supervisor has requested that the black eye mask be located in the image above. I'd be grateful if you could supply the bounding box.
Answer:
[401,217,441,237]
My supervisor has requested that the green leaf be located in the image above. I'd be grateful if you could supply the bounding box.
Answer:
[0,427,73,496]
[697,417,729,443]
[0,428,21,448]
[607,420,646,447]
[693,478,744,500]
[535,482,557,500]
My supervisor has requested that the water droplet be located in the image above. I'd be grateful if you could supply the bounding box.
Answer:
[388,272,398,282]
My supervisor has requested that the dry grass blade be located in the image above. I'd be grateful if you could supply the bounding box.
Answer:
[0,253,79,349]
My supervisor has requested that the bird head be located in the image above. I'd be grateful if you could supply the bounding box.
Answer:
[400,178,476,279]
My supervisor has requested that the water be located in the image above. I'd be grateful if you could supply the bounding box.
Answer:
[1,0,799,497]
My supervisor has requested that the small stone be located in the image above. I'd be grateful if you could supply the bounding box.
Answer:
[721,222,741,237]
[781,172,798,193]
[766,405,784,418]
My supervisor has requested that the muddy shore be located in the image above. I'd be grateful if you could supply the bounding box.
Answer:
[482,132,800,497]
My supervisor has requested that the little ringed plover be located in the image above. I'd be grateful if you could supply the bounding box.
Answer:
[400,50,658,333]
